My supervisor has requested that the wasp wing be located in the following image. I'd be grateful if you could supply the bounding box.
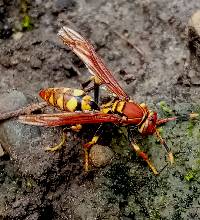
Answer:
[58,26,129,100]
[18,112,122,127]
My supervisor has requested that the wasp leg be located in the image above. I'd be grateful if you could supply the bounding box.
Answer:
[130,140,159,175]
[83,124,104,172]
[82,76,101,104]
[128,127,158,175]
[45,131,67,152]
[45,125,82,152]
[154,129,174,164]
[81,76,95,89]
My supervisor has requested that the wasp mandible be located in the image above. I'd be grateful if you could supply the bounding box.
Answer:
[19,27,198,175]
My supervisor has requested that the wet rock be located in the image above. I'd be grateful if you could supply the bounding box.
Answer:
[53,0,76,13]
[0,91,58,179]
[188,69,200,85]
[0,90,28,113]
[188,10,200,57]
[0,24,12,39]
[89,144,114,168]
[25,212,39,220]
[30,57,42,69]
[0,143,4,157]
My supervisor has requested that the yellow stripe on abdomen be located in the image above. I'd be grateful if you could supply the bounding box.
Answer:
[81,95,92,111]
[116,101,125,114]
[48,94,55,106]
[56,95,64,110]
[66,97,78,112]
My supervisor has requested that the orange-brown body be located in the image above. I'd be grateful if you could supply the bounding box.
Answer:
[18,26,178,174]
[39,87,157,135]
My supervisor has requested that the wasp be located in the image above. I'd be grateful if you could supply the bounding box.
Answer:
[18,27,198,175]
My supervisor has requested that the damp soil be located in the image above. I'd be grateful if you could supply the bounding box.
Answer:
[0,0,200,219]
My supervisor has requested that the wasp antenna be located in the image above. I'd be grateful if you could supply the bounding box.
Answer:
[155,129,174,164]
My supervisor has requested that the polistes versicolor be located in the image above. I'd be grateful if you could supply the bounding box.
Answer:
[19,27,199,175]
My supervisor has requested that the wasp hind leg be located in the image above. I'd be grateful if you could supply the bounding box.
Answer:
[45,125,82,152]
[45,131,67,152]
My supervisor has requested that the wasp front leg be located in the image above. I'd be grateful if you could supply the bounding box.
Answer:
[130,140,159,175]
[128,127,159,175]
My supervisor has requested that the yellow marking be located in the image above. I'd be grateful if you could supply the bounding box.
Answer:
[66,97,78,112]
[132,143,140,152]
[56,95,64,110]
[101,101,113,108]
[94,76,101,84]
[73,89,85,96]
[168,152,174,164]
[84,148,89,172]
[48,94,55,106]
[84,135,100,149]
[101,107,110,114]
[116,101,125,113]
[81,95,92,110]
[91,135,99,143]
[45,132,66,152]
[140,103,147,108]
[138,121,146,133]
[111,100,119,112]
[101,100,114,113]
[71,124,82,132]
[146,159,159,175]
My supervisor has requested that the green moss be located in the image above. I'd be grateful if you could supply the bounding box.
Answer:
[184,170,197,181]
[187,121,195,137]
[26,178,36,188]
[19,0,33,31]
[149,209,162,220]
[111,127,130,156]
[158,101,173,115]
[21,15,33,30]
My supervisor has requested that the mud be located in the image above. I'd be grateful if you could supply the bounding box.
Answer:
[0,0,200,219]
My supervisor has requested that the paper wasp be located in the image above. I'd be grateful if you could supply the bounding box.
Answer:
[19,27,198,175]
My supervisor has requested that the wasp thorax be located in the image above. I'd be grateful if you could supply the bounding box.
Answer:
[139,111,157,135]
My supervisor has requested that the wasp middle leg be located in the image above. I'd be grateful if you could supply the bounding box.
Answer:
[81,76,102,104]
[83,124,104,172]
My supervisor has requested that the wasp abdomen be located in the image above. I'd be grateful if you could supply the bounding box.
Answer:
[39,88,99,112]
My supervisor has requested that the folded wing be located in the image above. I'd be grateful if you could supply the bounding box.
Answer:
[58,27,129,100]
[18,112,122,127]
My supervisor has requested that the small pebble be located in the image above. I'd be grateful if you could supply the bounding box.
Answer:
[13,32,23,41]
[30,57,42,69]
[89,144,114,168]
